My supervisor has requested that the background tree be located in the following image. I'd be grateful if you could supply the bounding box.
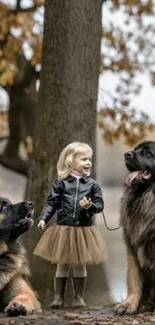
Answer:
[23,0,112,306]
[0,0,43,174]
[0,0,155,177]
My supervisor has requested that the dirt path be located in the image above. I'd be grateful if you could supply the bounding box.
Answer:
[1,309,155,325]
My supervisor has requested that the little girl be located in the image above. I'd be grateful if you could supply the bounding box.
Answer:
[33,141,107,309]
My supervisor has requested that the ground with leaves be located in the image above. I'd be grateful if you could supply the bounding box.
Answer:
[1,309,155,325]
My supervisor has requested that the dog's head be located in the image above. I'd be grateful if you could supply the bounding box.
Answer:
[124,141,155,186]
[0,198,34,239]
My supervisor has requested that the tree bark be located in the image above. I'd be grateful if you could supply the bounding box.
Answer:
[24,0,111,306]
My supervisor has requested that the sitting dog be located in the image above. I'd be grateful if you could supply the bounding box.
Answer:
[114,140,155,315]
[0,197,41,316]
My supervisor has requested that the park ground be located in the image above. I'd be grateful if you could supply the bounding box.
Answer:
[1,309,155,325]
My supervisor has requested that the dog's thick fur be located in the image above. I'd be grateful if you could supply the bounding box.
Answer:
[0,198,41,316]
[115,140,155,315]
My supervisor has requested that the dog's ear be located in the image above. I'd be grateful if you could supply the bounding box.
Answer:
[0,198,12,213]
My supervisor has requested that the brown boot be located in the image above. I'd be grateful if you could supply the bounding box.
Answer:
[72,277,87,308]
[50,277,67,309]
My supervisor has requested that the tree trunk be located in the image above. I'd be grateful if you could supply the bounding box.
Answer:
[24,0,111,307]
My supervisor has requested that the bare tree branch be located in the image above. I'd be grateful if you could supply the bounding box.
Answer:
[21,62,39,87]
[0,136,9,142]
[16,0,22,10]
[11,4,43,14]
[0,154,28,176]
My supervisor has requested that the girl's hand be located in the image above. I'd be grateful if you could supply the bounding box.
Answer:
[37,220,46,230]
[79,196,92,209]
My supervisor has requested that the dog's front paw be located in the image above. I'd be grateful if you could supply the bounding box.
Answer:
[114,302,137,315]
[4,302,34,316]
[114,294,140,316]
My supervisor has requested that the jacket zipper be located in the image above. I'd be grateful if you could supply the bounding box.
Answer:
[73,178,79,218]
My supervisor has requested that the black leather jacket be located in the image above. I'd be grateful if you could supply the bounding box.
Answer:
[39,176,104,227]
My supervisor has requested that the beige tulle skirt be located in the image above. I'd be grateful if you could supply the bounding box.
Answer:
[33,225,108,266]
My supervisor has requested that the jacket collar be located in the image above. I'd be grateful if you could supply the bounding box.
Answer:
[66,175,90,183]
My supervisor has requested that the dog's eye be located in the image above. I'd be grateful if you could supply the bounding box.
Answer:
[2,202,9,210]
[142,149,153,157]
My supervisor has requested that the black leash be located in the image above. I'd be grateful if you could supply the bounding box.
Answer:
[54,180,122,231]
[102,211,122,231]
[57,206,121,231]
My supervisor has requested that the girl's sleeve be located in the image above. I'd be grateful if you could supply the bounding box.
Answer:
[39,179,63,224]
[87,182,104,214]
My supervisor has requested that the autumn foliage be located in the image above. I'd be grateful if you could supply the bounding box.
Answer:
[99,0,155,145]
[0,0,155,146]
[0,0,43,86]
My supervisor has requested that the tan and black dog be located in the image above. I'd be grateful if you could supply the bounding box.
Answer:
[0,198,41,316]
[115,141,155,315]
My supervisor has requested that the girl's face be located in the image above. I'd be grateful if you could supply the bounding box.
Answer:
[73,151,92,177]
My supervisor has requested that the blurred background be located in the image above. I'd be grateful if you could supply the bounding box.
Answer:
[0,0,155,305]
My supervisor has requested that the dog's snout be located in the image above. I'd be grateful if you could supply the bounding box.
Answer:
[27,201,34,208]
[124,151,134,159]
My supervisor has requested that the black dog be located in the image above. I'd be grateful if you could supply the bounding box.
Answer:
[0,198,41,316]
[0,198,34,238]
[114,141,155,315]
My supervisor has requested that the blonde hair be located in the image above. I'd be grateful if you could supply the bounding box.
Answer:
[57,142,93,179]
